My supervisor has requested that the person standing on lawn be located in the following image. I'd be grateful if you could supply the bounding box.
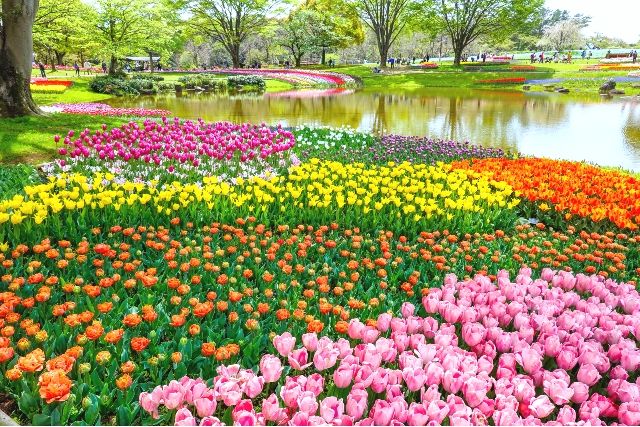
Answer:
[102,61,107,73]
[73,61,80,76]
[38,62,46,78]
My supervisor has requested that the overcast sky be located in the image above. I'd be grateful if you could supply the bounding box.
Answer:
[545,0,640,42]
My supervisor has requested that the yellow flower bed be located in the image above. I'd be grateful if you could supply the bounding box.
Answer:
[0,160,520,233]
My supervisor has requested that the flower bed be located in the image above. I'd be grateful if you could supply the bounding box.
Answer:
[1,119,640,426]
[30,79,74,87]
[141,269,640,426]
[453,158,640,231]
[49,119,296,182]
[51,102,172,117]
[418,62,439,69]
[477,77,526,85]
[30,85,69,94]
[206,69,356,88]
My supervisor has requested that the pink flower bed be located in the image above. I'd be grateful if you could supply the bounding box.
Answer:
[139,268,640,426]
[53,102,172,117]
[53,118,295,177]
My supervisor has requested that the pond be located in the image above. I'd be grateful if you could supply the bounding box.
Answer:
[105,88,640,171]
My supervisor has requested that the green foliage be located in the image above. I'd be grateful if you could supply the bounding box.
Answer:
[227,75,266,90]
[0,165,41,198]
[177,74,227,89]
[132,74,165,82]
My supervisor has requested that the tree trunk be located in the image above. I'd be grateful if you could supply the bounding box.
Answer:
[453,44,463,66]
[379,48,388,68]
[54,50,65,66]
[47,48,56,72]
[0,0,42,117]
[148,51,154,73]
[230,44,241,68]
[321,46,326,65]
[109,55,117,75]
[295,54,302,67]
[79,52,84,65]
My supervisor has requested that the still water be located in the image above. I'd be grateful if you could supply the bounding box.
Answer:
[105,88,640,171]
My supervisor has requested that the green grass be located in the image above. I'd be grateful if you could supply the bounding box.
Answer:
[312,62,638,96]
[0,114,130,164]
[32,78,113,105]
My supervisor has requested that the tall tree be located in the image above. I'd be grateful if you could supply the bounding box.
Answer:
[276,9,316,67]
[191,0,275,68]
[95,0,153,74]
[0,0,41,117]
[427,0,543,65]
[33,0,97,70]
[305,0,364,65]
[352,0,412,67]
[538,19,583,51]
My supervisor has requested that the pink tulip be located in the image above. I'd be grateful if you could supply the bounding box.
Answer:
[302,333,319,352]
[139,386,163,419]
[556,406,576,424]
[244,375,264,399]
[262,394,287,423]
[570,382,590,404]
[346,389,368,420]
[402,367,426,392]
[194,392,217,418]
[370,400,394,426]
[407,403,429,426]
[462,376,491,408]
[519,348,542,375]
[175,408,197,426]
[401,302,415,318]
[462,323,486,347]
[334,364,353,388]
[619,402,640,426]
[288,348,312,371]
[199,416,224,426]
[305,373,324,397]
[260,355,283,383]
[529,395,555,419]
[543,377,573,405]
[377,313,392,332]
[273,332,296,357]
[297,391,319,415]
[576,363,601,386]
[163,380,185,410]
[320,396,344,423]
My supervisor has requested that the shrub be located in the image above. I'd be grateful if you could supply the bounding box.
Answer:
[132,73,164,82]
[227,75,266,91]
[89,75,158,96]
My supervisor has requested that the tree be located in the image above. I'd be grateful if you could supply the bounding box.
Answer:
[427,0,544,66]
[0,0,42,117]
[33,0,98,70]
[190,0,276,68]
[353,0,412,67]
[538,20,583,51]
[305,0,364,65]
[276,9,316,67]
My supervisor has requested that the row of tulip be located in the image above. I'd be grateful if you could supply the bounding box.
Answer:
[453,158,640,231]
[1,214,638,424]
[0,160,520,236]
[48,119,297,182]
[51,103,172,117]
[141,268,640,426]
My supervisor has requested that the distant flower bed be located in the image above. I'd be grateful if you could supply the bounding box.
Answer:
[30,85,69,94]
[266,88,354,98]
[511,65,536,71]
[418,62,439,69]
[52,103,171,117]
[461,61,510,67]
[205,69,357,88]
[477,77,526,84]
[30,79,74,87]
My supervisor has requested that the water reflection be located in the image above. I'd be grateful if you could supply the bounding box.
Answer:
[105,88,640,171]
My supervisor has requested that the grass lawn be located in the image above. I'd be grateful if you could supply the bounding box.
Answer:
[313,62,639,95]
[0,114,130,164]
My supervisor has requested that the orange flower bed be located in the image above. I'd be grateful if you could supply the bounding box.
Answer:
[477,77,526,84]
[452,158,640,230]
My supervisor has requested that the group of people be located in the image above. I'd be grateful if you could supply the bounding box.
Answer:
[386,55,432,68]
[36,61,108,78]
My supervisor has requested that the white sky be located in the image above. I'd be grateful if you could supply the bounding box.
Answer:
[545,0,640,42]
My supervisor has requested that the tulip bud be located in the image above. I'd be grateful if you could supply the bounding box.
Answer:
[35,330,48,342]
[79,363,91,374]
[157,353,167,362]
[230,277,237,284]
[77,335,88,345]
[148,356,159,366]
[17,338,31,351]
[149,330,157,339]
[73,286,81,294]
[222,261,229,268]
[112,294,120,302]
[82,397,92,409]
[100,394,111,405]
